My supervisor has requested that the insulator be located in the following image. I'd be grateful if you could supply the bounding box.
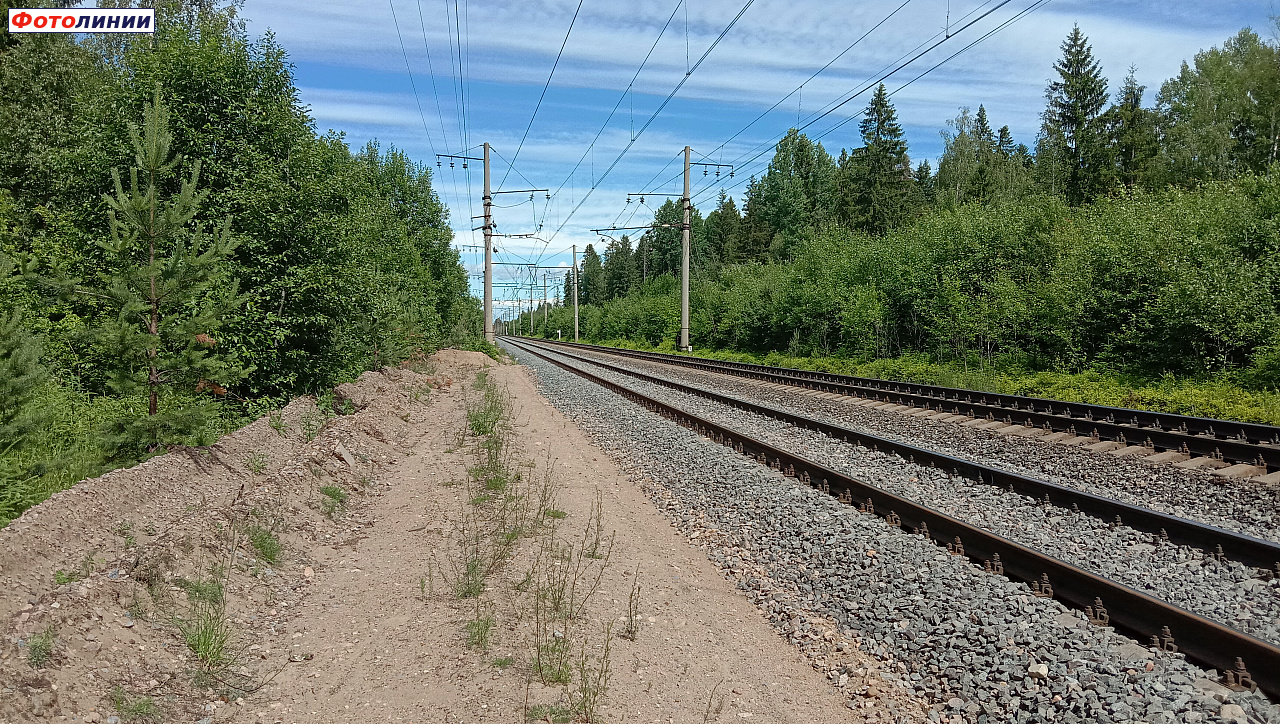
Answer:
[729,171,734,177]
[715,170,720,177]
[436,160,441,167]
[450,162,455,168]
[462,162,468,169]
[703,169,708,175]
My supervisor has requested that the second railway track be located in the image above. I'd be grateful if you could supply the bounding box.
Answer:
[537,339,1280,480]
[504,336,1280,704]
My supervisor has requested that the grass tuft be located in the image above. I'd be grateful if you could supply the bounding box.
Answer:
[245,524,281,564]
[109,686,163,723]
[26,627,56,668]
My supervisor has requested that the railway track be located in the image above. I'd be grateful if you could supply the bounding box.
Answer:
[532,339,1280,480]
[503,336,1280,702]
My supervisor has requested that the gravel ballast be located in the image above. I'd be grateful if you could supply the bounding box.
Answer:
[503,340,1280,724]
[536,344,1280,649]
[570,346,1280,545]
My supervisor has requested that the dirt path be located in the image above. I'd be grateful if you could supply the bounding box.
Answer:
[1,350,887,723]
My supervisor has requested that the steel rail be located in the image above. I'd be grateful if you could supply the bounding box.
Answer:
[503,336,1279,699]
[529,339,1280,472]
[510,337,1280,572]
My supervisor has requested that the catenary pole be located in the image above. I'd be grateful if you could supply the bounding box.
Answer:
[572,245,579,341]
[543,273,548,335]
[680,145,692,351]
[483,142,494,343]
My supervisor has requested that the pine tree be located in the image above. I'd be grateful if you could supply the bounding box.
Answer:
[1107,67,1159,188]
[842,84,911,234]
[1039,25,1112,204]
[25,90,250,455]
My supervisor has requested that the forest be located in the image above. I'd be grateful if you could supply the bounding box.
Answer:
[529,25,1280,422]
[0,3,480,525]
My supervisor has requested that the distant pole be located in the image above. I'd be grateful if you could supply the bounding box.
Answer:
[680,145,691,351]
[572,245,580,342]
[483,142,494,344]
[542,273,548,336]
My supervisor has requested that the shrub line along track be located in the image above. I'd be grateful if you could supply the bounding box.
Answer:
[534,339,1280,475]
[503,336,1280,700]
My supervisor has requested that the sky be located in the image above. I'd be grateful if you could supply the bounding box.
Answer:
[240,0,1274,319]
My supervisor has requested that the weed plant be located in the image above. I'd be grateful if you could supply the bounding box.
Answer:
[267,410,288,436]
[245,524,281,564]
[621,566,642,642]
[109,687,163,723]
[175,576,224,605]
[26,627,56,668]
[319,485,347,518]
[299,409,324,442]
[465,604,495,651]
[244,451,268,475]
[573,625,613,722]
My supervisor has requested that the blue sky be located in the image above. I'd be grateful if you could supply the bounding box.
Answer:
[241,0,1274,318]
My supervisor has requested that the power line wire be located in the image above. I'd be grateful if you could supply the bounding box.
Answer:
[547,0,760,243]
[387,0,438,156]
[692,0,1051,206]
[540,0,684,231]
[498,0,586,190]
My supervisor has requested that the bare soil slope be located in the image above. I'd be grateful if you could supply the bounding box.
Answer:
[1,350,891,723]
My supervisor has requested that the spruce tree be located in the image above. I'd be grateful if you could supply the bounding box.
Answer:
[0,256,46,455]
[562,269,575,308]
[1107,68,1158,188]
[973,105,996,153]
[601,235,637,301]
[580,244,605,306]
[702,192,741,267]
[1039,25,1112,204]
[845,84,911,234]
[26,90,249,455]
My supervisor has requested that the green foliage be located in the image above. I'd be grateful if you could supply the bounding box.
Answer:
[1156,28,1280,184]
[556,176,1280,420]
[0,272,47,449]
[0,5,475,526]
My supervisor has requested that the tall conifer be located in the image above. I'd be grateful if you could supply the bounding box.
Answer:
[1039,25,1112,204]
